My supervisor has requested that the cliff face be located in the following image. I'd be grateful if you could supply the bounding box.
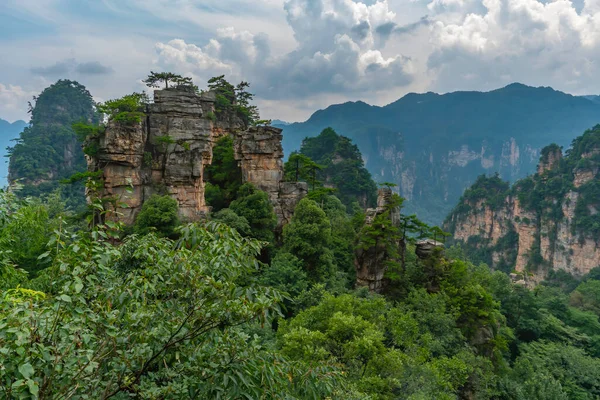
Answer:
[355,187,401,292]
[88,88,306,226]
[446,126,600,282]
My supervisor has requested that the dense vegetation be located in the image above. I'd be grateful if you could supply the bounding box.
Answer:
[3,79,600,399]
[284,127,378,209]
[7,80,100,208]
[3,181,600,398]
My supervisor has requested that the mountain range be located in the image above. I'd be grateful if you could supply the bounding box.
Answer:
[0,118,27,187]
[276,83,600,224]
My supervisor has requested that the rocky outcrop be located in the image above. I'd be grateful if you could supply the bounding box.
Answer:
[355,187,400,292]
[446,128,600,283]
[415,239,444,259]
[233,125,307,227]
[538,145,562,175]
[88,88,305,227]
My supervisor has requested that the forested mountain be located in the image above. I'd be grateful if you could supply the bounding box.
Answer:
[3,74,600,399]
[281,83,600,224]
[0,118,26,186]
[445,125,600,283]
[285,127,378,209]
[7,80,99,208]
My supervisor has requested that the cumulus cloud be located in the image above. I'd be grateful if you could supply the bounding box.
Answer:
[153,0,414,102]
[31,58,114,78]
[426,0,600,93]
[0,83,36,122]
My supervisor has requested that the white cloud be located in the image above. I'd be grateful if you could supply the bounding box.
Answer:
[152,0,415,109]
[2,0,600,122]
[0,84,36,123]
[427,0,600,93]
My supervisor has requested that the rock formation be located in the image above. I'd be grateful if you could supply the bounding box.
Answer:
[87,88,305,227]
[415,239,444,260]
[446,128,600,283]
[537,144,562,175]
[355,187,400,292]
[233,126,308,226]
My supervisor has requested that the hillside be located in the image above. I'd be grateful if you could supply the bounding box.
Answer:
[281,83,600,224]
[0,118,26,186]
[445,125,600,283]
[7,80,98,207]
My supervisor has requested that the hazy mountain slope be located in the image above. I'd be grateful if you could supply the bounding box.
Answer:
[445,125,600,283]
[280,83,600,224]
[0,118,27,186]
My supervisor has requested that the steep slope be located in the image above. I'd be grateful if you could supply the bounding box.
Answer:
[288,127,378,209]
[8,80,98,206]
[445,125,600,283]
[281,83,600,224]
[0,118,27,186]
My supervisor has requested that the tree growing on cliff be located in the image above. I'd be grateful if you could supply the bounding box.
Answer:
[143,71,193,89]
[207,75,261,125]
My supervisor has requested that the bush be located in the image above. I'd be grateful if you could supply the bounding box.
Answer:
[134,195,180,237]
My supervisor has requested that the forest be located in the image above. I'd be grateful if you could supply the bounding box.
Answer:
[2,75,600,400]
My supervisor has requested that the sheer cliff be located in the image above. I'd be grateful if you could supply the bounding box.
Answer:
[279,83,600,224]
[88,88,306,227]
[445,126,600,283]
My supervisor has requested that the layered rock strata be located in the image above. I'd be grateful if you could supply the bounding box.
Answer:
[446,137,600,283]
[88,88,305,227]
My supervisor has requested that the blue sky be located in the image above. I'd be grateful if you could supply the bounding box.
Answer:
[1,0,600,123]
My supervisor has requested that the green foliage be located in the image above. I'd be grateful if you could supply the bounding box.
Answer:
[133,194,180,237]
[207,76,260,125]
[282,198,335,283]
[211,208,251,236]
[459,173,509,211]
[143,71,195,90]
[98,92,148,125]
[8,80,99,208]
[260,252,309,315]
[230,183,277,244]
[570,280,600,315]
[287,128,378,209]
[0,222,343,398]
[0,189,68,277]
[278,289,501,399]
[204,136,243,211]
[573,180,600,237]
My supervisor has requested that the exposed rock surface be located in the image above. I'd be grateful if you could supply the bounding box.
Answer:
[415,239,444,259]
[355,187,400,292]
[538,146,562,175]
[233,125,307,228]
[446,131,600,283]
[88,88,305,226]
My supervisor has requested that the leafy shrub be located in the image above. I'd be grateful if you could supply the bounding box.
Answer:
[134,194,180,237]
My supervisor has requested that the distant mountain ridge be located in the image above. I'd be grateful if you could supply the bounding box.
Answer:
[280,83,600,224]
[0,118,27,186]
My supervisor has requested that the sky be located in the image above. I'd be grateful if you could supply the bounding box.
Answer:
[1,0,600,123]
